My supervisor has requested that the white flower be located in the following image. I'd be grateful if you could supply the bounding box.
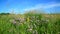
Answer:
[10,19,16,24]
[12,20,16,24]
[28,28,32,31]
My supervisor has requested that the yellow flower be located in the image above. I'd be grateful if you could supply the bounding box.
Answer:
[27,17,30,22]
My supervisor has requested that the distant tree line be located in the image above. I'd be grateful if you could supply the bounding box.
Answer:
[0,13,10,15]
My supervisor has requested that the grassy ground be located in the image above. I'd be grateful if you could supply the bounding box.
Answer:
[0,14,60,34]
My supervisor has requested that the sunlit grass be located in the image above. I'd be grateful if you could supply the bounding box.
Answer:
[0,13,60,34]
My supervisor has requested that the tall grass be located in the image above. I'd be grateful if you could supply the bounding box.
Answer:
[0,13,60,34]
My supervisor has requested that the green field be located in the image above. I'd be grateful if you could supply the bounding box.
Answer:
[0,13,60,34]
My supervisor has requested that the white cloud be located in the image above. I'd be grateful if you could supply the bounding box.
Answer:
[43,3,60,8]
[24,3,60,11]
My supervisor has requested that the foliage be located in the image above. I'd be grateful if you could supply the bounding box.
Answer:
[0,13,60,34]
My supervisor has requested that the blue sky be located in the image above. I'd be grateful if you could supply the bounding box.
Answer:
[0,0,60,14]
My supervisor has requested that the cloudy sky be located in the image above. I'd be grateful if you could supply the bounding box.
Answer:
[0,0,60,14]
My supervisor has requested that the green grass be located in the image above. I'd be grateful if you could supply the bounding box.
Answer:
[0,14,60,34]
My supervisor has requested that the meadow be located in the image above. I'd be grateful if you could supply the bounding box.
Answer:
[0,13,60,34]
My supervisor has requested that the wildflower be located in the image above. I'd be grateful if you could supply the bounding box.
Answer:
[10,19,17,27]
[12,20,16,24]
[29,28,32,31]
[33,30,38,34]
[36,20,40,22]
[28,28,32,31]
[31,16,35,19]
[27,17,30,22]
[10,19,16,23]
[19,17,25,23]
[27,25,33,32]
